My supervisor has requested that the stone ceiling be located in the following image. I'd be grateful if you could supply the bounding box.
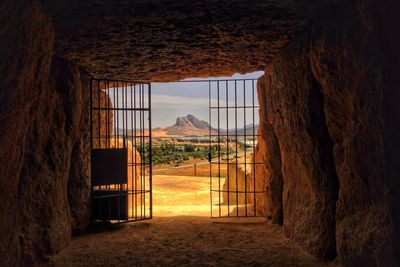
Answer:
[42,0,336,81]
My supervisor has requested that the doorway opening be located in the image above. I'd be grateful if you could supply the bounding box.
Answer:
[89,71,265,223]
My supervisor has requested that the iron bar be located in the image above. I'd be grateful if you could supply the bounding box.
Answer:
[130,82,134,219]
[209,81,213,218]
[177,78,259,82]
[217,81,221,217]
[209,106,259,109]
[252,79,256,216]
[149,83,153,219]
[244,80,247,216]
[226,80,230,217]
[235,80,239,217]
[209,162,265,165]
[91,107,151,112]
[139,83,143,219]
[134,83,138,220]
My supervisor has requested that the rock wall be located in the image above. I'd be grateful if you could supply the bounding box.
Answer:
[55,61,91,235]
[0,1,91,265]
[42,0,318,81]
[310,1,400,265]
[263,35,339,259]
[222,155,267,216]
[255,77,283,224]
[258,0,400,265]
[91,81,114,149]
[222,163,251,207]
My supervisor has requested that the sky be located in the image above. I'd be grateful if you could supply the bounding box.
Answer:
[105,71,264,130]
[151,71,264,128]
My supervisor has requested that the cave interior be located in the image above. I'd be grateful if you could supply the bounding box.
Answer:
[1,0,400,266]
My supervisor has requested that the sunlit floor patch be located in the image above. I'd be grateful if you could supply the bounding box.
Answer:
[152,174,215,217]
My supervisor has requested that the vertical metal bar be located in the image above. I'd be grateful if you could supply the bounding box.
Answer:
[116,81,120,223]
[244,80,247,216]
[125,82,129,221]
[252,79,256,216]
[89,79,94,224]
[217,81,221,217]
[134,83,138,220]
[108,81,111,148]
[130,83,134,220]
[90,79,93,151]
[209,81,213,218]
[108,82,112,220]
[105,81,109,149]
[96,80,103,221]
[142,83,146,219]
[235,80,239,217]
[122,81,126,148]
[226,80,230,217]
[116,81,119,147]
[139,83,143,219]
[106,81,112,222]
[97,80,101,149]
[125,82,128,148]
[148,83,153,219]
[113,82,117,148]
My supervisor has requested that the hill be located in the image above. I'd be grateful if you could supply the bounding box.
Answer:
[162,114,215,136]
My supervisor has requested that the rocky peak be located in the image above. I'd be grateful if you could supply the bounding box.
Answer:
[175,116,191,128]
[163,114,213,136]
[186,114,209,129]
[174,114,209,129]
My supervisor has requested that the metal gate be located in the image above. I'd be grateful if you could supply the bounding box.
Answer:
[208,79,265,218]
[90,79,152,223]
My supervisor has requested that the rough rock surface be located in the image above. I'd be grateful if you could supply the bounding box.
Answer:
[263,35,339,259]
[309,1,400,265]
[57,62,91,235]
[257,0,400,264]
[40,0,338,81]
[91,82,114,149]
[222,163,250,206]
[255,76,283,224]
[222,155,267,216]
[0,2,91,265]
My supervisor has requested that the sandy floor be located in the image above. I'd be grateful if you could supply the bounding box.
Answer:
[49,175,334,266]
[152,174,214,217]
[49,217,334,267]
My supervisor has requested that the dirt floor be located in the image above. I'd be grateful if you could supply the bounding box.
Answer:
[152,174,212,216]
[49,175,335,266]
[49,217,334,267]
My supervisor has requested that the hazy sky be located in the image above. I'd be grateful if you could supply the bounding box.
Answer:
[152,71,264,128]
[106,71,264,130]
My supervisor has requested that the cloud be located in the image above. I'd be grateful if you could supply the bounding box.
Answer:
[151,94,208,108]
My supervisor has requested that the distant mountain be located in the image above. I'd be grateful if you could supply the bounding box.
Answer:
[228,123,259,136]
[119,115,258,137]
[161,114,216,136]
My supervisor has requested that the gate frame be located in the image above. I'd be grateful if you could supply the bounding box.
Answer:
[175,78,265,218]
[89,78,153,224]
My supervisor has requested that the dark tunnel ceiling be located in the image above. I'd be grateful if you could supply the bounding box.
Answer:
[43,0,338,81]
